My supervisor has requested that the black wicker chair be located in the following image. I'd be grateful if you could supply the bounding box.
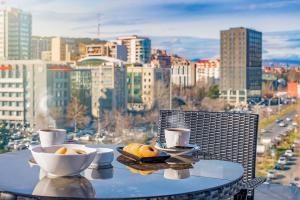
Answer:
[158,110,266,200]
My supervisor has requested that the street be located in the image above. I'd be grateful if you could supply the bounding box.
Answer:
[261,109,300,185]
[262,111,297,141]
[270,145,300,185]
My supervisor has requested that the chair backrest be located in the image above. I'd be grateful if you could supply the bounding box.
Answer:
[158,110,259,183]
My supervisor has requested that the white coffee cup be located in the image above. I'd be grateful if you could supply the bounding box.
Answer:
[164,169,190,180]
[38,129,66,147]
[91,148,114,167]
[164,128,190,148]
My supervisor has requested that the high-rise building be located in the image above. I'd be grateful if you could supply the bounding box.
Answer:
[220,27,262,104]
[85,41,127,61]
[117,35,151,64]
[31,36,51,59]
[0,7,32,60]
[195,59,220,85]
[76,56,127,118]
[0,60,71,129]
[127,64,170,111]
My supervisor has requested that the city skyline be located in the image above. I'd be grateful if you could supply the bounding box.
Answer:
[4,0,300,60]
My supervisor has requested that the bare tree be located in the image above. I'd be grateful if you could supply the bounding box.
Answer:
[112,110,147,144]
[114,110,134,136]
[287,68,298,83]
[295,101,300,126]
[172,85,181,97]
[200,97,228,112]
[134,114,146,125]
[182,100,198,111]
[262,81,275,99]
[100,111,113,132]
[67,98,89,132]
[155,80,170,110]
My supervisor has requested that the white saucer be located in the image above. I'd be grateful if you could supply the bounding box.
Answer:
[155,144,199,155]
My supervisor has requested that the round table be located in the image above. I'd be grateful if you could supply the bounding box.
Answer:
[0,144,244,200]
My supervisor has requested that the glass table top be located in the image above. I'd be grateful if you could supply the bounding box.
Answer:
[0,144,244,199]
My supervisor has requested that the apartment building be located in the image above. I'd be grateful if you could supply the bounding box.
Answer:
[85,41,127,61]
[117,35,151,64]
[220,27,262,104]
[41,51,51,61]
[51,37,81,62]
[31,36,51,59]
[0,7,32,60]
[195,59,220,85]
[75,56,127,118]
[0,60,71,129]
[151,49,171,68]
[171,63,195,87]
[127,64,170,111]
[51,37,66,62]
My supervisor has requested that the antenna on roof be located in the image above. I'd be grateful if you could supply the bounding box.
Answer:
[97,13,101,40]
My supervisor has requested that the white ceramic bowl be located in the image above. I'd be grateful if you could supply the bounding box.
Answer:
[31,144,97,177]
[84,167,114,180]
[90,148,114,168]
[33,176,95,198]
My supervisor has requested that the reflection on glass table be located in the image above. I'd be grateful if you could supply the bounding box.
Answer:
[33,174,95,198]
[0,144,244,200]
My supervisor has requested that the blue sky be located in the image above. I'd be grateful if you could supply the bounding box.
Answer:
[6,0,300,60]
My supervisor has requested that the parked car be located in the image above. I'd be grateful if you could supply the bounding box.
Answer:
[274,136,282,142]
[275,163,286,170]
[285,149,293,157]
[286,117,292,122]
[277,157,287,165]
[279,122,286,127]
[267,170,276,179]
[261,129,267,133]
[280,132,287,137]
[291,144,295,152]
[290,177,300,187]
[276,119,283,123]
[292,122,298,126]
[295,137,300,144]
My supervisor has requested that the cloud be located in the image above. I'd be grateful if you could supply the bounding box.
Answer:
[5,0,300,60]
[151,36,219,59]
[263,30,300,60]
[150,29,300,61]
